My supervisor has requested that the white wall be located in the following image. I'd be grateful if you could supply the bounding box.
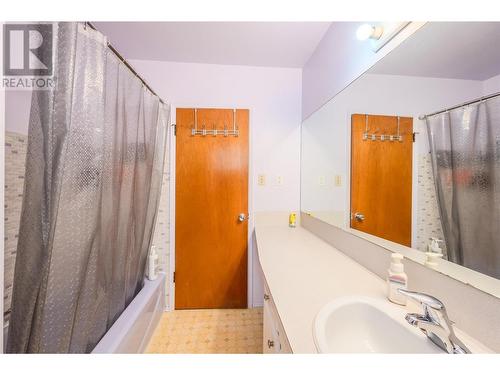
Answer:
[130,59,302,307]
[302,22,425,120]
[482,73,500,95]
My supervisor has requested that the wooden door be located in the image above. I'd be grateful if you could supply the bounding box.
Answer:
[350,114,413,246]
[175,108,249,309]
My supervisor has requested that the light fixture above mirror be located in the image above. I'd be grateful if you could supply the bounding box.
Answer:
[356,22,411,52]
[356,24,384,41]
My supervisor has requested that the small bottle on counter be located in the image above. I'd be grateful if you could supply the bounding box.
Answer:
[387,253,408,305]
[424,238,444,270]
[288,213,297,228]
[147,245,159,281]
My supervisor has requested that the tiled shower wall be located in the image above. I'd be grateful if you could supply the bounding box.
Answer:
[416,153,447,257]
[3,130,172,326]
[151,143,171,309]
[4,132,28,324]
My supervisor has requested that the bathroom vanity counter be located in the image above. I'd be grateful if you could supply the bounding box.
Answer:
[254,214,493,354]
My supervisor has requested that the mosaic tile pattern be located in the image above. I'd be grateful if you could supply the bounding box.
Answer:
[416,153,448,258]
[4,132,28,322]
[146,308,263,354]
[151,145,171,308]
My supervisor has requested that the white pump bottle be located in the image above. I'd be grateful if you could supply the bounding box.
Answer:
[387,253,408,305]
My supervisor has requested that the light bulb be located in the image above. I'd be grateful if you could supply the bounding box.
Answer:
[356,24,375,41]
[356,24,383,41]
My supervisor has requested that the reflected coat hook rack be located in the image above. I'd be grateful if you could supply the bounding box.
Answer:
[362,114,403,142]
[191,108,239,137]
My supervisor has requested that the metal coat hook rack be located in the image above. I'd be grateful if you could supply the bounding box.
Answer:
[362,114,403,142]
[191,109,239,137]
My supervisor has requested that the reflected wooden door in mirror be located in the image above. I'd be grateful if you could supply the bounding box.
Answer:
[350,114,413,247]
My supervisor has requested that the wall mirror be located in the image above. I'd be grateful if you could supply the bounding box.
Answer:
[300,22,500,292]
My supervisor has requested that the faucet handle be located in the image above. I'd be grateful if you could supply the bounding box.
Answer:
[398,289,445,311]
[398,289,471,354]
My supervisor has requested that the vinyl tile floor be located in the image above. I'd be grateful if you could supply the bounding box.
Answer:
[145,308,263,354]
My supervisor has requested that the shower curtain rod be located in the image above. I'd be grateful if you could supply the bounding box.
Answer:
[84,22,165,105]
[418,90,500,120]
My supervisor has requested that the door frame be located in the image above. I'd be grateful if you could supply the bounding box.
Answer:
[344,110,419,249]
[167,106,253,311]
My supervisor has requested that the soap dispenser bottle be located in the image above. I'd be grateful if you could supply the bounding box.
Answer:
[387,253,408,305]
[425,238,444,270]
[147,245,159,281]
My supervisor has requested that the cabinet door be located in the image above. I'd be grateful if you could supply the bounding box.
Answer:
[277,327,292,354]
[263,297,280,353]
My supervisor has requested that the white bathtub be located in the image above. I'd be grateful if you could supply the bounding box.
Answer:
[92,272,166,353]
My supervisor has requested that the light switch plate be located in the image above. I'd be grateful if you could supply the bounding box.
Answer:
[276,176,283,185]
[258,174,266,186]
[319,175,326,186]
[334,175,342,187]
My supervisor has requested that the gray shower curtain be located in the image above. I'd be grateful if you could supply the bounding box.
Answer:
[7,23,169,353]
[426,98,500,279]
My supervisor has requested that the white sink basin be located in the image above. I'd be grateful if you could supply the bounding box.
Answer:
[313,296,444,353]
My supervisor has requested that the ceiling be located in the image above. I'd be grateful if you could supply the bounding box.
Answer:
[93,22,331,68]
[369,22,500,81]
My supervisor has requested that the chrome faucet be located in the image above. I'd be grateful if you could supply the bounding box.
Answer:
[398,289,471,354]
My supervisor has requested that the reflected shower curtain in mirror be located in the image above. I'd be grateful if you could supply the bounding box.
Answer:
[426,98,500,279]
[7,23,169,353]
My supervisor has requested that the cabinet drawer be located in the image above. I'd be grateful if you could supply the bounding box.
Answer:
[263,281,292,353]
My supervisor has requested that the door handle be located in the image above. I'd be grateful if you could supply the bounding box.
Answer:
[354,212,365,222]
[238,213,249,222]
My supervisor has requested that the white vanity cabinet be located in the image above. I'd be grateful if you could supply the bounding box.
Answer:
[263,281,292,354]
